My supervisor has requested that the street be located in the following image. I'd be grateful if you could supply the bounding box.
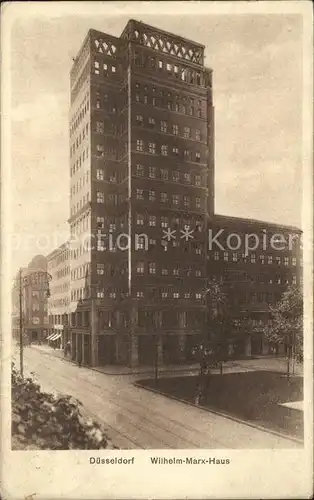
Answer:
[15,346,302,450]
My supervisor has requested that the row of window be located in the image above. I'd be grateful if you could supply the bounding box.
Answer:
[49,283,70,295]
[49,298,70,308]
[134,188,203,209]
[93,60,118,76]
[48,251,70,270]
[70,192,90,217]
[70,148,89,177]
[71,171,90,196]
[134,261,203,277]
[135,163,203,186]
[70,92,89,136]
[133,52,207,87]
[212,251,298,266]
[70,123,89,157]
[135,82,205,109]
[135,139,203,162]
[134,92,204,118]
[135,115,203,141]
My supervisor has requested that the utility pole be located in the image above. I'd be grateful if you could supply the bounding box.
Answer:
[19,268,24,378]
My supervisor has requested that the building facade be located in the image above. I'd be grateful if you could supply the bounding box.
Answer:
[42,18,302,367]
[68,19,214,366]
[206,215,302,357]
[47,243,71,347]
[12,255,49,344]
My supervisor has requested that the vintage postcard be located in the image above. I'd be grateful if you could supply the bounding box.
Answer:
[1,1,313,499]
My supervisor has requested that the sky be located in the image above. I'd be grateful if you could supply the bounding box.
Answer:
[8,7,303,273]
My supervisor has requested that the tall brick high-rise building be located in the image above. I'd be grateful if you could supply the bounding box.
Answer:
[68,19,214,366]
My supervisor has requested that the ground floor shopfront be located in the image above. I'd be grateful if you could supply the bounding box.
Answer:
[68,330,284,367]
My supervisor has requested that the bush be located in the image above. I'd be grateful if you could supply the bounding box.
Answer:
[11,363,117,450]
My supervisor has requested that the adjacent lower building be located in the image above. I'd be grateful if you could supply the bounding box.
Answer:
[47,242,71,347]
[12,255,49,343]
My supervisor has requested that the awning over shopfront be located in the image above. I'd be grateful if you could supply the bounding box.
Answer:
[49,333,62,341]
[46,333,55,340]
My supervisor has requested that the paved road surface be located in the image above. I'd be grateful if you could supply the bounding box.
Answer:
[15,347,301,450]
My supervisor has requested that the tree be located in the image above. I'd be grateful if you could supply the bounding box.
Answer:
[260,285,303,376]
[192,279,230,404]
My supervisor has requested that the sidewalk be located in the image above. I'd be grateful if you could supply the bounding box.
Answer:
[29,344,303,377]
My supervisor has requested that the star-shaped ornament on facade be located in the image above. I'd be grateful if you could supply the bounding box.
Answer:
[162,228,176,241]
[180,226,194,241]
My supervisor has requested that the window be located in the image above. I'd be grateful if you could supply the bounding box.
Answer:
[195,129,201,141]
[184,172,191,183]
[260,254,265,264]
[135,93,140,102]
[284,257,289,266]
[184,149,190,161]
[137,236,146,250]
[136,164,144,177]
[136,214,144,226]
[172,194,179,206]
[149,262,156,275]
[148,142,156,154]
[172,124,179,135]
[172,147,179,156]
[136,114,143,124]
[97,264,104,275]
[195,174,201,187]
[160,168,168,180]
[148,117,155,126]
[136,262,144,274]
[109,173,116,183]
[109,292,116,299]
[97,191,104,204]
[161,268,168,276]
[196,293,202,300]
[224,252,229,262]
[184,292,191,299]
[161,145,168,156]
[167,101,172,111]
[137,291,144,298]
[160,192,168,203]
[214,251,219,261]
[97,216,105,229]
[184,127,191,139]
[136,139,144,152]
[251,253,256,263]
[292,275,297,285]
[96,168,104,180]
[195,270,202,277]
[195,152,201,162]
[162,292,168,298]
[183,196,190,208]
[161,121,167,133]
[195,197,201,209]
[174,65,179,75]
[152,97,156,106]
[136,189,144,200]
[276,256,281,265]
[166,63,172,72]
[96,121,104,134]
[144,95,148,104]
[149,190,156,201]
[149,166,156,178]
[268,255,273,264]
[292,257,297,266]
[149,215,156,227]
[96,144,104,154]
[161,216,168,228]
[232,253,238,262]
[173,266,179,276]
[173,292,179,299]
[94,61,100,74]
[158,60,163,69]
[103,63,108,72]
[172,171,179,182]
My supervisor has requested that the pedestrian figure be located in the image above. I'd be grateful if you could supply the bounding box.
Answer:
[77,351,82,368]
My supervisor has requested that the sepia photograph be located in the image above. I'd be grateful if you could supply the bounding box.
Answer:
[1,1,313,499]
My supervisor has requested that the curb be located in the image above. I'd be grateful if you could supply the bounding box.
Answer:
[134,382,304,446]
